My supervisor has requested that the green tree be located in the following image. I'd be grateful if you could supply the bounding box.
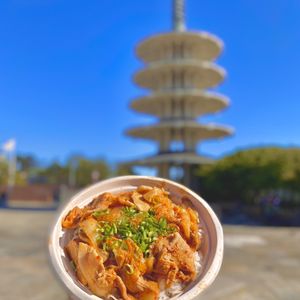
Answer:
[0,158,27,186]
[196,147,300,205]
[114,164,135,176]
[0,160,8,185]
[37,162,69,185]
[75,159,111,187]
[17,155,37,172]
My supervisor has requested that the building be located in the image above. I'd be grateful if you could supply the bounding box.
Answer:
[126,0,233,187]
[0,185,59,209]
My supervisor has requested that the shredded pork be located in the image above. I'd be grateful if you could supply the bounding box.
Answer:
[62,186,202,300]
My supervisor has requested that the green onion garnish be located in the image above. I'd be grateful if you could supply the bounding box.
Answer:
[92,209,109,218]
[125,263,134,274]
[95,208,176,254]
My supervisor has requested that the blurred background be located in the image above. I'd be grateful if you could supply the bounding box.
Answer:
[0,0,299,299]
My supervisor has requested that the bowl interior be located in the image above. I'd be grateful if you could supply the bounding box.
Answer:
[49,176,223,300]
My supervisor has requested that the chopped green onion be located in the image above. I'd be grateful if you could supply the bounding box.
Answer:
[95,208,176,254]
[144,249,151,257]
[125,263,134,275]
[92,209,109,218]
[122,207,138,217]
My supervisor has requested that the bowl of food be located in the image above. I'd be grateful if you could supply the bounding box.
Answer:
[49,175,223,300]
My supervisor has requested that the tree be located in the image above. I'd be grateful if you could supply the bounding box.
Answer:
[17,155,37,172]
[37,162,69,185]
[0,160,8,185]
[196,147,300,205]
[0,158,27,186]
[75,159,111,187]
[114,164,135,176]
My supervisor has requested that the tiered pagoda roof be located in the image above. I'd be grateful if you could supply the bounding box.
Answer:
[125,0,233,183]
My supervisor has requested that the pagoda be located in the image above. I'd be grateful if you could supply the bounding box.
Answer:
[125,0,232,187]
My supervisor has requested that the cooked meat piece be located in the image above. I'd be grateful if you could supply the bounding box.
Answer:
[119,266,141,294]
[115,276,137,300]
[143,187,171,206]
[131,191,150,212]
[79,217,98,246]
[113,239,145,270]
[115,239,148,293]
[65,240,87,285]
[77,242,133,300]
[136,185,153,194]
[173,206,191,240]
[77,242,114,297]
[88,192,134,210]
[152,232,196,287]
[153,203,200,250]
[79,217,109,262]
[97,207,123,223]
[135,278,159,300]
[186,207,201,250]
[62,206,83,229]
[144,256,155,274]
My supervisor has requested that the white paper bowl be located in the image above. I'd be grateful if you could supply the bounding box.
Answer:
[48,175,223,300]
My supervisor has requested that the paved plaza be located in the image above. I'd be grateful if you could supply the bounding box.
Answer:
[0,210,299,300]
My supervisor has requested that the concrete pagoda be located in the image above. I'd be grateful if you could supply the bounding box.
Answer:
[125,0,232,186]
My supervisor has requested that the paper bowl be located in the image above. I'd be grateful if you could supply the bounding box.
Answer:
[48,175,223,300]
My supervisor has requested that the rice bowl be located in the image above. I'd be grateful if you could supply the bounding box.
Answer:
[48,176,223,300]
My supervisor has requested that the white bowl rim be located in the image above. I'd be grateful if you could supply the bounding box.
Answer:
[48,175,223,300]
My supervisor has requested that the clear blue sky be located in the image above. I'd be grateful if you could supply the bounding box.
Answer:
[0,0,299,164]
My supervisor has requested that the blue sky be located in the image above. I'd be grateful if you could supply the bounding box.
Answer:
[0,0,299,164]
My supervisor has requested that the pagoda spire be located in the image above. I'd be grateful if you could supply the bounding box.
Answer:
[173,0,186,32]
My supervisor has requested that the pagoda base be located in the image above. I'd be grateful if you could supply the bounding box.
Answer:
[124,152,213,189]
[157,162,198,188]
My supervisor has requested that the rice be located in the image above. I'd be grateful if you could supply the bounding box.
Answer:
[159,281,184,300]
